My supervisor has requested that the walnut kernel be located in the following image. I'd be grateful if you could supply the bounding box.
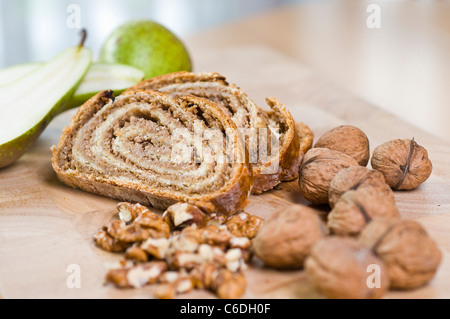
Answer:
[95,201,263,299]
[93,227,130,252]
[125,244,149,262]
[154,277,194,299]
[106,220,151,243]
[163,202,209,229]
[191,262,247,299]
[141,237,170,259]
[225,212,264,239]
[105,261,167,288]
[117,202,150,222]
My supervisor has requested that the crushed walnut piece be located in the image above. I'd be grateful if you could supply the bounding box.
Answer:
[106,220,152,243]
[125,244,149,262]
[93,227,130,252]
[105,261,167,288]
[153,277,195,299]
[163,202,209,228]
[225,212,264,239]
[191,262,247,299]
[117,202,150,222]
[94,202,264,299]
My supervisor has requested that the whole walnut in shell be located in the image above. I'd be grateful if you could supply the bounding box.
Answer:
[359,218,442,290]
[314,125,370,166]
[298,148,359,205]
[328,166,395,208]
[252,204,326,269]
[327,187,400,237]
[371,138,432,190]
[305,237,389,299]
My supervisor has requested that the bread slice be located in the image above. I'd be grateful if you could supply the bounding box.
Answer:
[51,89,253,215]
[295,121,314,156]
[125,71,306,194]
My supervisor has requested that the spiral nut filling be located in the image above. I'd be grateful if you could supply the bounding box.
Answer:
[126,71,303,194]
[52,89,252,215]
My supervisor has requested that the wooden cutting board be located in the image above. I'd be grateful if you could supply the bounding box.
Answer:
[1,45,449,299]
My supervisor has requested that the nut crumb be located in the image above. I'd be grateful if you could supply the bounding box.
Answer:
[95,201,263,299]
[105,261,167,288]
[225,212,263,239]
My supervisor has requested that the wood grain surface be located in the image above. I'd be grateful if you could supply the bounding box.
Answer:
[186,0,450,141]
[0,45,449,299]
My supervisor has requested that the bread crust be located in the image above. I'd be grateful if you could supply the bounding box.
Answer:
[126,71,306,194]
[51,90,253,215]
[295,121,314,156]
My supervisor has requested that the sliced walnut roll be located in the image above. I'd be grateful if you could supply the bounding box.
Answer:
[51,89,253,215]
[125,71,311,194]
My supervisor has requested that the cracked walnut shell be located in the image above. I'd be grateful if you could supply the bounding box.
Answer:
[371,138,432,190]
[314,125,370,166]
[328,166,395,209]
[305,237,389,299]
[327,187,400,237]
[359,218,442,290]
[298,148,359,205]
[253,204,326,269]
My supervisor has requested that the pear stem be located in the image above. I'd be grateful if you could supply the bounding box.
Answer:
[78,29,87,48]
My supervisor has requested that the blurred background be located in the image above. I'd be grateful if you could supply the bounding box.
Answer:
[1,0,450,141]
[0,0,302,66]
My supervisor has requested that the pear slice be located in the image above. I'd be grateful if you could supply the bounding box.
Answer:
[0,62,144,109]
[63,63,144,109]
[0,31,91,168]
[0,62,41,86]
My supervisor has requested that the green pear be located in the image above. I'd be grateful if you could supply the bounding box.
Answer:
[0,30,91,168]
[99,20,192,79]
[0,62,144,109]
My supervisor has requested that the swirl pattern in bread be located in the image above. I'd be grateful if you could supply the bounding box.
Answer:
[126,71,304,194]
[51,89,253,215]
